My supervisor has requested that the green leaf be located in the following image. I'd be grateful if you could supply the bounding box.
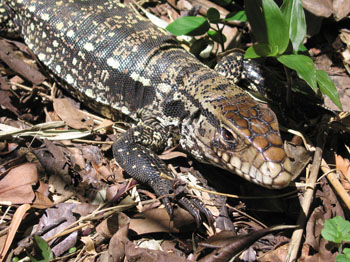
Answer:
[281,0,306,52]
[245,44,275,58]
[245,0,268,44]
[245,0,289,56]
[69,247,77,253]
[27,235,53,262]
[208,30,226,44]
[166,16,210,36]
[277,54,317,91]
[207,8,221,23]
[336,249,350,262]
[298,44,308,52]
[316,70,343,110]
[261,0,289,54]
[321,216,350,244]
[225,11,247,22]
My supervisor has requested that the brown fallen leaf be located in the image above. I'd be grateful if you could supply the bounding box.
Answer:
[0,142,18,156]
[108,225,129,262]
[31,191,54,209]
[0,204,31,260]
[125,241,192,262]
[335,154,350,191]
[53,98,94,129]
[0,163,38,204]
[81,236,97,255]
[302,0,350,21]
[0,77,20,116]
[0,39,46,85]
[129,207,195,235]
[197,225,296,262]
[37,203,78,257]
[96,213,121,239]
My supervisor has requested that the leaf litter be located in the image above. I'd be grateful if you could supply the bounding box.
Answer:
[0,1,350,261]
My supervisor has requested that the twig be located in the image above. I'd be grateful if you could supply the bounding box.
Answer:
[321,158,350,209]
[286,147,323,262]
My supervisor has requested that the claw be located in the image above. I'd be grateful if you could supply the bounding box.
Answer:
[189,198,215,229]
[178,197,202,226]
[161,196,174,220]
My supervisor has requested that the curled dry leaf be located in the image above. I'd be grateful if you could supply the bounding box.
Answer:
[129,207,195,235]
[0,39,46,85]
[108,225,129,262]
[53,98,94,129]
[96,213,120,239]
[37,203,78,257]
[302,0,350,20]
[81,236,97,255]
[124,241,192,262]
[335,154,350,191]
[0,204,31,261]
[0,163,38,204]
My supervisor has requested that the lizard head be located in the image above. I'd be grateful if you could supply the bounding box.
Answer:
[180,91,293,189]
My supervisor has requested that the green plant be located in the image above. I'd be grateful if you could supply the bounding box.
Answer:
[321,216,350,261]
[27,235,53,262]
[165,0,343,110]
[245,0,342,110]
[166,8,246,53]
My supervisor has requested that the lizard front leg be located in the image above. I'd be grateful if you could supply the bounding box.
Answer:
[112,124,212,225]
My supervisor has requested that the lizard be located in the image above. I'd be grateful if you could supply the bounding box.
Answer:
[0,0,293,222]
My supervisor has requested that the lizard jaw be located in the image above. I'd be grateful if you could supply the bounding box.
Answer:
[212,146,292,188]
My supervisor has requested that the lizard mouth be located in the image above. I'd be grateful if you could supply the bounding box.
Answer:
[212,146,292,189]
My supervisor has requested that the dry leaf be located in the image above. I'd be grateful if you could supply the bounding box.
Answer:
[0,204,31,260]
[0,163,38,204]
[129,207,195,235]
[0,39,46,85]
[108,225,129,262]
[81,236,97,255]
[53,98,93,129]
[96,213,120,239]
[125,241,192,262]
[335,154,350,190]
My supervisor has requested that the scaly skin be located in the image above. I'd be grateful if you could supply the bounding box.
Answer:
[0,0,293,221]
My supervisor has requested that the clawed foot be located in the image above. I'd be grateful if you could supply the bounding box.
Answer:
[158,179,214,229]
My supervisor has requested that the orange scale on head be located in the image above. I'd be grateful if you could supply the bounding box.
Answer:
[236,118,248,129]
[263,147,286,162]
[251,119,269,135]
[239,110,250,118]
[270,122,279,132]
[260,109,275,123]
[223,104,238,112]
[252,136,269,150]
[267,133,283,146]
[240,128,251,138]
[249,108,258,117]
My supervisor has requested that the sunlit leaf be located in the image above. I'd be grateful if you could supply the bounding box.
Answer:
[166,16,209,36]
[245,0,289,56]
[277,54,317,91]
[321,216,350,244]
[225,11,247,22]
[27,235,53,262]
[316,70,343,110]
[281,0,306,52]
[208,30,226,44]
[244,0,268,44]
[245,43,274,58]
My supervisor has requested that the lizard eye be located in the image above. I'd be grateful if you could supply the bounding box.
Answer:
[221,127,236,142]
